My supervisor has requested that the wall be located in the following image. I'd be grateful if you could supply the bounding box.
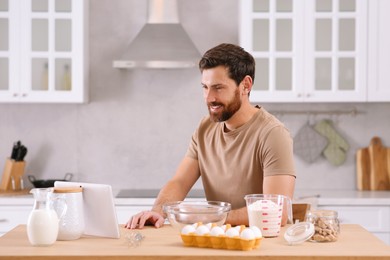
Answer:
[0,0,389,193]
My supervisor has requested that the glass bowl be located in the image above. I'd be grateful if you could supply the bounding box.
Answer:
[163,201,231,230]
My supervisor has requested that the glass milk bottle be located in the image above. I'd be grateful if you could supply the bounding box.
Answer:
[53,186,84,240]
[27,188,62,246]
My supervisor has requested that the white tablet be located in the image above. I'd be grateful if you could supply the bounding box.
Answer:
[54,181,120,239]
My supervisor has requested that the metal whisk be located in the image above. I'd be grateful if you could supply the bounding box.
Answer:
[124,231,145,248]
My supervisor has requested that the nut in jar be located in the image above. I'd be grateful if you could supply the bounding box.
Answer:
[305,210,340,242]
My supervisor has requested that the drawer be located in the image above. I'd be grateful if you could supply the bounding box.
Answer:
[373,232,390,246]
[0,206,31,233]
[318,205,390,232]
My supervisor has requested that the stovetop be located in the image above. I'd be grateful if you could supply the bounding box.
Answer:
[115,189,205,198]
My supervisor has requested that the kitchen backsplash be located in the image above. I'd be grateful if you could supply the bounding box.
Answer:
[0,0,389,192]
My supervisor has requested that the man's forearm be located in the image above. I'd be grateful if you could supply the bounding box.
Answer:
[225,207,249,226]
[151,180,189,217]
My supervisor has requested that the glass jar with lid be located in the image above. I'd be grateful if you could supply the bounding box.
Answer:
[305,210,340,242]
[52,186,84,240]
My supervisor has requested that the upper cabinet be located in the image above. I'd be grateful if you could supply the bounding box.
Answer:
[0,0,88,103]
[367,0,390,102]
[240,0,389,103]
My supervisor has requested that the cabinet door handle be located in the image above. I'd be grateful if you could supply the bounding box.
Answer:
[0,218,8,223]
[13,93,18,97]
[21,93,27,97]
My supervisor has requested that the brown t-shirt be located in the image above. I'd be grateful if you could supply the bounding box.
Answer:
[186,107,295,209]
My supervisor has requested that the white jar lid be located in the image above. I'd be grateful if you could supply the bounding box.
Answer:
[284,222,315,245]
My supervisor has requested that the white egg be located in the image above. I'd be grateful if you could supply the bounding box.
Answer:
[249,226,262,238]
[233,225,241,231]
[240,228,255,240]
[225,227,240,237]
[192,223,199,228]
[205,223,213,230]
[195,225,210,235]
[181,224,196,235]
[210,226,225,236]
[221,224,233,231]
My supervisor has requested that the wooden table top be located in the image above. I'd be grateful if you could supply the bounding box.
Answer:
[0,224,389,260]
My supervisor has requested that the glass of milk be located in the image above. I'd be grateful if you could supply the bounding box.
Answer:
[245,194,292,237]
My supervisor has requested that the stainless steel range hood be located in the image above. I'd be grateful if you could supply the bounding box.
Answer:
[113,0,201,69]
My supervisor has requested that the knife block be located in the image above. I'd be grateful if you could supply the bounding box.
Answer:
[0,158,26,191]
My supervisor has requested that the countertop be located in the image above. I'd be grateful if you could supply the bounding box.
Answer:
[1,189,390,206]
[0,224,389,259]
[295,190,390,205]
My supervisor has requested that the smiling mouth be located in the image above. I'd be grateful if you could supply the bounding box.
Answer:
[209,105,222,112]
[208,102,223,112]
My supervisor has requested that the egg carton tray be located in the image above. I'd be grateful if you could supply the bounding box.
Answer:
[180,234,262,251]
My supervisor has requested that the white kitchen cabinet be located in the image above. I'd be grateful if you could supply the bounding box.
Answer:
[114,198,155,225]
[0,0,88,103]
[115,205,153,225]
[0,204,31,237]
[0,198,154,237]
[240,0,369,103]
[1,206,149,236]
[0,206,31,236]
[367,0,390,101]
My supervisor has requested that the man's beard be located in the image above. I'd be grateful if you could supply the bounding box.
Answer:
[208,88,241,122]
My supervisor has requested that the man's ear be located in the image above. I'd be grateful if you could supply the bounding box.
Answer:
[242,75,253,93]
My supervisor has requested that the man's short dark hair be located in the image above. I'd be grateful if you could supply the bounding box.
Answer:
[199,43,255,86]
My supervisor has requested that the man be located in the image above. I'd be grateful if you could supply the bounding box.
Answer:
[125,43,295,229]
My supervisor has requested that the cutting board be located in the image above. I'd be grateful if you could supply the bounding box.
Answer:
[356,137,390,190]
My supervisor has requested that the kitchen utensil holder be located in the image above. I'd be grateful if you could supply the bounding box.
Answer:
[0,158,26,191]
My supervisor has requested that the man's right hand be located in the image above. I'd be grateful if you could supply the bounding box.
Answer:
[124,211,165,229]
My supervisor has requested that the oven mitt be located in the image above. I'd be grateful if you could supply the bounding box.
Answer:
[293,123,328,163]
[314,120,350,166]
